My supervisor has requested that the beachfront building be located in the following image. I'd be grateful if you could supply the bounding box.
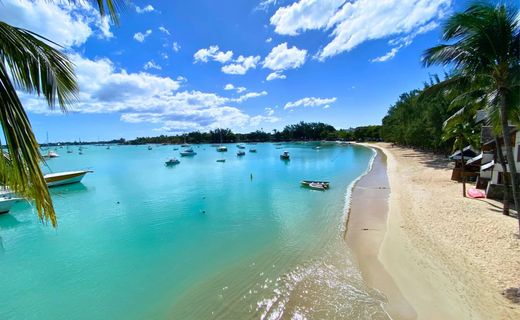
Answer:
[471,124,520,199]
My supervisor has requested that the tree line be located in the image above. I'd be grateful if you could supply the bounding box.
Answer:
[125,122,382,145]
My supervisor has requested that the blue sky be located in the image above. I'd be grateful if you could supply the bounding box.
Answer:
[1,0,477,142]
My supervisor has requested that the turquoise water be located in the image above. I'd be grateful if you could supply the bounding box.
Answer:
[0,143,388,319]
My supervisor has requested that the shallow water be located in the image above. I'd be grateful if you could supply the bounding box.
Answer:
[0,143,388,319]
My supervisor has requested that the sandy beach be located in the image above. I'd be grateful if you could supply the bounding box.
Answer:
[347,143,520,319]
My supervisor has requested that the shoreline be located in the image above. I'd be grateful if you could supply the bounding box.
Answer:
[345,148,416,319]
[347,143,520,319]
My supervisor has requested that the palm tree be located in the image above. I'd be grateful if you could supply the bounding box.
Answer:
[443,113,480,197]
[0,1,120,226]
[423,2,520,224]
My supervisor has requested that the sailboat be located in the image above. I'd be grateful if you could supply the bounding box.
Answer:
[216,128,227,152]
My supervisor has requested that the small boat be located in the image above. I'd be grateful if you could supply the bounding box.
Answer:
[43,150,59,159]
[280,151,290,160]
[237,144,246,149]
[165,158,180,166]
[148,146,152,150]
[216,159,226,163]
[106,146,110,150]
[217,146,228,152]
[237,150,245,156]
[173,148,179,151]
[44,170,93,187]
[181,143,190,147]
[308,182,327,190]
[249,148,257,153]
[301,180,330,189]
[180,148,197,157]
[0,197,21,214]
[67,150,73,154]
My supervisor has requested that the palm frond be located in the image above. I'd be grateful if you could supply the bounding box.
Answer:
[0,62,56,226]
[0,22,78,111]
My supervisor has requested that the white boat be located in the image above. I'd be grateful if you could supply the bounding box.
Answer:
[43,150,59,159]
[181,143,190,147]
[44,170,92,187]
[237,150,245,156]
[237,144,246,149]
[217,146,228,152]
[308,182,326,190]
[0,197,21,214]
[280,151,290,160]
[180,148,197,157]
[165,158,180,166]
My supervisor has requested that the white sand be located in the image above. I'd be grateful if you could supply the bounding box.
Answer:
[364,143,520,319]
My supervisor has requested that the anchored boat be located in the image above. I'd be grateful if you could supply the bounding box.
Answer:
[301,180,330,190]
[165,158,180,166]
[280,151,290,160]
[44,170,93,187]
[237,150,245,156]
[180,148,197,156]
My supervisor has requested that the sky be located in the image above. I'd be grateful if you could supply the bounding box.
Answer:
[0,0,480,142]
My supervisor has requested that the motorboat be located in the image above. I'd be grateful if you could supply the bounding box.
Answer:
[237,150,246,156]
[43,150,59,159]
[308,182,327,190]
[148,146,153,150]
[280,151,290,160]
[0,197,21,214]
[216,159,226,163]
[165,158,180,166]
[180,148,197,157]
[44,170,93,187]
[301,180,330,189]
[249,148,257,153]
[236,144,246,149]
[181,143,190,147]
[217,146,227,152]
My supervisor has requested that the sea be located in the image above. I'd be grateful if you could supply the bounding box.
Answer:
[0,142,389,319]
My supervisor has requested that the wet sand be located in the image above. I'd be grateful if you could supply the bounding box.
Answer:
[349,143,520,320]
[346,149,416,319]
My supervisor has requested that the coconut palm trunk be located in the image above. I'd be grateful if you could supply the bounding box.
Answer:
[460,148,466,197]
[499,93,520,218]
[495,136,511,215]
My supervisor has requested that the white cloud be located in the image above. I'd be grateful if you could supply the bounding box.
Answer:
[158,26,170,35]
[266,37,273,43]
[371,47,400,63]
[134,29,152,42]
[270,0,450,60]
[20,54,273,133]
[0,0,112,47]
[270,0,343,36]
[224,84,247,93]
[221,55,261,75]
[265,107,275,116]
[256,0,280,11]
[161,52,169,59]
[136,5,155,14]
[263,43,307,71]
[284,97,337,109]
[232,91,268,103]
[266,71,287,81]
[144,60,162,70]
[172,42,181,52]
[194,45,233,63]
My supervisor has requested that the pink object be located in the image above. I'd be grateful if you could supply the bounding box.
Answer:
[467,188,486,198]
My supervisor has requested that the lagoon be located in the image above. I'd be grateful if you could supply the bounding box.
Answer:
[0,143,387,319]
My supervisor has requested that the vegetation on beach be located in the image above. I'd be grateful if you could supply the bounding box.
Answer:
[122,122,382,145]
